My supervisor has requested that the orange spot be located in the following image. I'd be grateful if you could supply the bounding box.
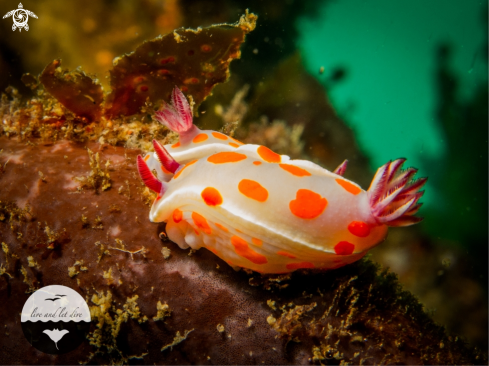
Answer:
[257,145,281,163]
[201,44,212,53]
[238,179,268,202]
[277,251,296,259]
[157,69,171,76]
[184,77,200,85]
[171,141,181,148]
[229,142,240,148]
[144,154,150,162]
[173,159,197,179]
[279,164,311,177]
[211,132,228,140]
[160,164,171,174]
[335,178,361,195]
[252,161,262,165]
[156,194,162,201]
[209,247,218,255]
[251,238,262,246]
[191,212,212,235]
[348,221,371,237]
[201,187,223,206]
[286,262,315,270]
[334,241,355,255]
[207,152,247,164]
[289,189,327,219]
[231,236,268,265]
[193,133,208,143]
[173,209,183,223]
[214,222,229,232]
[194,229,200,235]
[160,56,175,64]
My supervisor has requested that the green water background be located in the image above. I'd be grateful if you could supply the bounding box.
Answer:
[297,0,488,246]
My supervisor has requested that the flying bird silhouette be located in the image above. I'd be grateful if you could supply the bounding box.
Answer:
[43,329,69,350]
[44,297,61,302]
[54,294,67,297]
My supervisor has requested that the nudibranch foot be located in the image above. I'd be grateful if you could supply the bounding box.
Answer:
[368,159,427,227]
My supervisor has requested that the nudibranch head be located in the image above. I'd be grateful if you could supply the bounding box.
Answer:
[137,87,426,273]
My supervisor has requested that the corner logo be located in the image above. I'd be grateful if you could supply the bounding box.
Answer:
[2,3,37,32]
[21,285,91,354]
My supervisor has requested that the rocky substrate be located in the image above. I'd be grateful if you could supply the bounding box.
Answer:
[0,136,485,365]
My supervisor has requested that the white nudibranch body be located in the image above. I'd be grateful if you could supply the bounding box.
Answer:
[138,88,426,273]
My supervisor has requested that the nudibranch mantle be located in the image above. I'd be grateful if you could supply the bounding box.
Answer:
[138,87,426,274]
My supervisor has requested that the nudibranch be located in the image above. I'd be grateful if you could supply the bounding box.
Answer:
[137,88,427,274]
